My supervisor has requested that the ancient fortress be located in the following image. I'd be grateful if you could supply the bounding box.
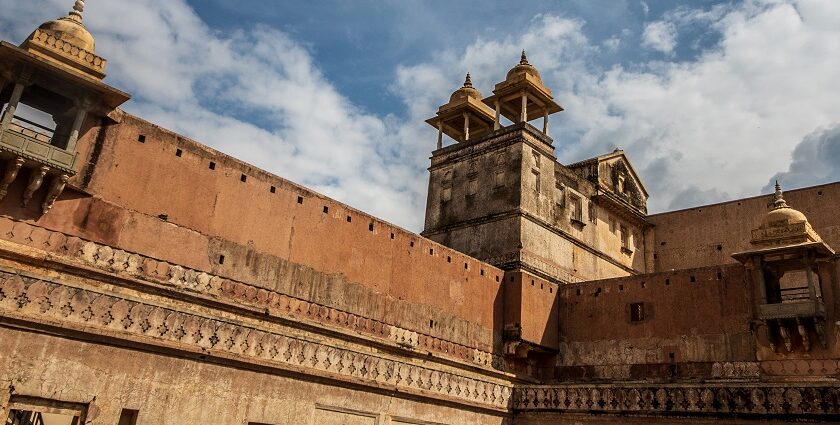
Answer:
[2,3,839,424]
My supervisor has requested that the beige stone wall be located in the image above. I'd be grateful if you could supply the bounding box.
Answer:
[0,327,508,425]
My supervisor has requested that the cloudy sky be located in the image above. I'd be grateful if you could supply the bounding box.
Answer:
[1,0,839,231]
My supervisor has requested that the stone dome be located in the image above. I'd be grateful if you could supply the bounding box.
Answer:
[761,182,808,228]
[448,73,483,104]
[36,17,95,53]
[32,1,95,53]
[505,50,542,83]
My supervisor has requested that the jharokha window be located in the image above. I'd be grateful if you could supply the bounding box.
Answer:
[569,194,583,223]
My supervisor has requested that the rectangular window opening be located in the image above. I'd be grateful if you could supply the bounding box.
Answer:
[297,195,303,204]
[218,255,225,265]
[665,278,670,286]
[429,248,434,255]
[390,233,395,240]
[175,148,183,157]
[447,256,451,263]
[690,275,696,283]
[208,161,216,170]
[240,174,247,182]
[464,263,468,270]
[346,215,352,223]
[368,223,374,232]
[630,302,645,322]
[270,186,276,194]
[118,409,140,425]
[717,271,723,280]
[410,241,415,247]
[138,134,146,143]
[323,206,329,213]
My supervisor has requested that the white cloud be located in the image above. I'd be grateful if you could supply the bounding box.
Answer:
[1,0,839,229]
[641,20,678,54]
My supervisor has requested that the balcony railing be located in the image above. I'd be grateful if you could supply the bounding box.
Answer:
[758,299,825,320]
[0,117,76,172]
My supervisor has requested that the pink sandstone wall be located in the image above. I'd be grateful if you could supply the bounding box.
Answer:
[0,113,504,352]
[648,182,840,271]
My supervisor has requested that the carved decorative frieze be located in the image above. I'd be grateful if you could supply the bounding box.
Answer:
[514,384,840,416]
[0,271,512,411]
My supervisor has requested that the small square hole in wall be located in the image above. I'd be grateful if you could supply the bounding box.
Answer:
[641,281,646,288]
[346,215,352,222]
[218,255,225,265]
[410,241,415,247]
[464,263,468,270]
[480,269,485,276]
[270,186,276,193]
[447,256,451,263]
[665,278,671,286]
[818,191,823,196]
[138,134,146,143]
[175,148,183,157]
[654,253,658,259]
[660,241,667,246]
[208,161,216,170]
[619,284,624,291]
[368,223,374,232]
[323,206,329,213]
[495,276,500,282]
[716,244,723,251]
[690,276,696,283]
[576,288,581,296]
[429,320,434,328]
[717,271,723,280]
[297,196,303,204]
[390,232,395,239]
[549,287,553,293]
[240,174,247,182]
[429,248,434,255]
[531,280,535,286]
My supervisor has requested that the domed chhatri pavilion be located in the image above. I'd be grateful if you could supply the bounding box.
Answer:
[2,3,840,425]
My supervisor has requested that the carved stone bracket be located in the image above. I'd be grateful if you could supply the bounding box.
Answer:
[22,165,48,207]
[41,173,69,214]
[0,157,25,200]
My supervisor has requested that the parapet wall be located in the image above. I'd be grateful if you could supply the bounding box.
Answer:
[558,264,754,380]
[0,112,504,353]
[649,182,840,271]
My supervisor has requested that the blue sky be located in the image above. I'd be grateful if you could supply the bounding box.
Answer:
[1,0,839,231]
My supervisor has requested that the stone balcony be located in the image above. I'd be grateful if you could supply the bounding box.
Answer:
[0,120,77,173]
[758,300,825,321]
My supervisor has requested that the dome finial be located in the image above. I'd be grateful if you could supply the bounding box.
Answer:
[68,0,85,21]
[463,72,473,88]
[520,49,528,65]
[772,180,789,210]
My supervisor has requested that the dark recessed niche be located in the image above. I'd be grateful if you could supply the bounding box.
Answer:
[175,148,183,157]
[665,279,671,286]
[576,288,581,296]
[240,174,247,182]
[270,186,276,193]
[346,215,352,223]
[218,255,225,265]
[717,271,723,280]
[619,284,624,291]
[549,287,553,293]
[138,134,146,143]
[464,263,468,270]
[690,276,696,283]
[480,269,485,276]
[429,248,434,255]
[641,281,647,288]
[208,161,216,170]
[495,276,500,282]
[447,256,451,263]
[717,244,723,251]
[323,206,329,213]
[368,223,374,232]
[531,280,535,286]
[297,195,303,204]
[660,241,667,246]
[410,241,415,247]
[158,214,168,221]
[390,233,395,240]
